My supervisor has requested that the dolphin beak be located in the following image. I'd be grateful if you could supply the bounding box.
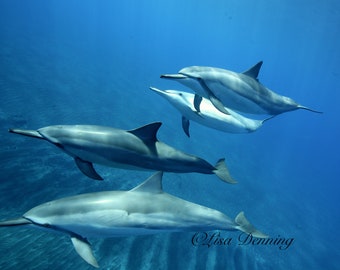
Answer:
[0,217,32,227]
[160,74,188,80]
[149,87,178,98]
[9,128,44,139]
[150,87,172,99]
[149,87,166,94]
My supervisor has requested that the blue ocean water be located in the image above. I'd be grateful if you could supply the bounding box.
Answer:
[0,0,339,269]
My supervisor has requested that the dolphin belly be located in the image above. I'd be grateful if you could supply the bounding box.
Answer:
[58,143,153,171]
[41,212,220,238]
[188,94,265,132]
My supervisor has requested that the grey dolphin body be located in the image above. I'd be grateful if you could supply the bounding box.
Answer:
[9,122,236,183]
[150,87,272,137]
[161,61,322,115]
[0,172,267,267]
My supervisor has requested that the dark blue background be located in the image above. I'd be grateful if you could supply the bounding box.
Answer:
[0,1,339,269]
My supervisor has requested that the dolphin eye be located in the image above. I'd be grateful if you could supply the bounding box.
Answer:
[179,93,183,96]
[43,223,51,228]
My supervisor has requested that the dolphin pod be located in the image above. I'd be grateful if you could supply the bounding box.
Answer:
[9,122,236,184]
[150,86,273,137]
[0,172,267,268]
[161,61,322,115]
[2,60,317,268]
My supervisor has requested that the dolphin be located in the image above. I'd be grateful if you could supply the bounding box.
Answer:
[0,172,267,267]
[9,122,236,183]
[150,87,273,137]
[161,61,322,115]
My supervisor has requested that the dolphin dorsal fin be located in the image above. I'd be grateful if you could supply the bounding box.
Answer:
[130,172,164,193]
[242,61,263,79]
[128,122,162,142]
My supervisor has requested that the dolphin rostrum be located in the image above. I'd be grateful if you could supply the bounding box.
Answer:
[161,61,322,115]
[0,172,267,267]
[150,87,273,137]
[9,122,236,183]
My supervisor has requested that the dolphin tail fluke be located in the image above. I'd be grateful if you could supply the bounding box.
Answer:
[213,158,237,184]
[0,217,32,227]
[8,128,44,139]
[71,235,99,268]
[297,105,323,114]
[235,211,268,238]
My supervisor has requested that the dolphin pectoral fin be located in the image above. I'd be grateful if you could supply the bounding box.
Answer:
[235,211,268,239]
[71,236,99,268]
[181,116,190,137]
[193,94,202,112]
[209,95,230,115]
[196,78,230,115]
[0,217,31,227]
[8,129,44,139]
[74,157,103,180]
[213,158,237,184]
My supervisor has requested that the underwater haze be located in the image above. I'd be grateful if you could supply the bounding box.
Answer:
[0,0,339,269]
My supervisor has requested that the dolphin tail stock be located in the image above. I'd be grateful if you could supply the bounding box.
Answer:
[0,217,32,227]
[8,128,44,139]
[234,211,268,238]
[213,158,237,184]
[71,234,99,268]
[297,105,323,114]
